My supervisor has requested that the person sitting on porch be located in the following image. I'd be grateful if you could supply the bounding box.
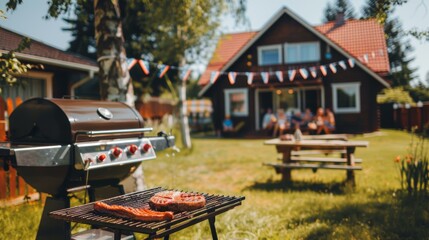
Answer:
[315,108,336,134]
[223,115,234,132]
[291,111,303,129]
[273,109,289,137]
[302,108,314,126]
[262,108,277,130]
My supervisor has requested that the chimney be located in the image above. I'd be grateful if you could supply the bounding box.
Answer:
[335,12,345,27]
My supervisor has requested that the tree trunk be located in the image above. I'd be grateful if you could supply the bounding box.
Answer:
[178,79,192,149]
[94,0,134,107]
[94,0,143,191]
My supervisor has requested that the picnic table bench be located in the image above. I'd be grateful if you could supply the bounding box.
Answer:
[264,137,369,185]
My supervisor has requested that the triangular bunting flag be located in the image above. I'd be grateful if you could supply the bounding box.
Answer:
[181,69,192,82]
[363,54,369,63]
[338,60,347,70]
[127,58,138,70]
[261,72,269,84]
[288,70,297,81]
[309,67,317,78]
[348,58,355,68]
[299,68,308,79]
[210,71,220,84]
[275,71,283,82]
[371,51,376,59]
[245,72,254,85]
[320,65,328,76]
[157,64,170,78]
[138,60,150,75]
[329,63,337,74]
[228,72,237,84]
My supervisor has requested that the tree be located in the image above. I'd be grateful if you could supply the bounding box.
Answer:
[323,0,356,22]
[361,0,417,87]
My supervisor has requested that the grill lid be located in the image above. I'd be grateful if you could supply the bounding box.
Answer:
[9,98,145,144]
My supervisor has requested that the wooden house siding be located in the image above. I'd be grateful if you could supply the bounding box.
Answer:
[202,9,389,135]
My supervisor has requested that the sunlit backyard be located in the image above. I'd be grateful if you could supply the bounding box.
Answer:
[1,129,429,239]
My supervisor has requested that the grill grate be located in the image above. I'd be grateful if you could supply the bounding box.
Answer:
[49,187,245,238]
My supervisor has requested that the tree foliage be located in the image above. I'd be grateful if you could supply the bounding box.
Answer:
[377,87,415,104]
[323,0,356,22]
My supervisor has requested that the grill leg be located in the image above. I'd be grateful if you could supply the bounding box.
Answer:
[208,217,218,240]
[36,196,70,240]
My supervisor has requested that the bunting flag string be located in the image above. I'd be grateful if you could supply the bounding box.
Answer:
[125,48,383,84]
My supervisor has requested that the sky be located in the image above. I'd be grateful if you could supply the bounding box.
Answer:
[1,0,428,84]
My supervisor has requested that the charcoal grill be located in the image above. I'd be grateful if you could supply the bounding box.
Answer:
[50,187,245,240]
[0,98,175,239]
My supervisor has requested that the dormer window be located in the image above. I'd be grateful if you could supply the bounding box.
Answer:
[257,44,282,66]
[284,42,320,64]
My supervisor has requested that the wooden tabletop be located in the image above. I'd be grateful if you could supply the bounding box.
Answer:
[264,138,369,148]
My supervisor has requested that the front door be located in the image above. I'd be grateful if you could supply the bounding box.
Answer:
[258,91,273,129]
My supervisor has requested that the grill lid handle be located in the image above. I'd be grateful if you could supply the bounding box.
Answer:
[76,127,153,138]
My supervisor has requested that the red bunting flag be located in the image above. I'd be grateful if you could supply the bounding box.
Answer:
[158,64,170,78]
[228,72,237,84]
[299,68,308,79]
[320,65,328,76]
[309,67,317,78]
[329,63,337,74]
[138,60,150,75]
[127,59,138,70]
[348,58,355,68]
[181,69,192,82]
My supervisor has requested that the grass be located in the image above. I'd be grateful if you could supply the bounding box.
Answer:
[1,129,429,239]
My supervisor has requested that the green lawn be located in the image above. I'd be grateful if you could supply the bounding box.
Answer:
[1,129,429,239]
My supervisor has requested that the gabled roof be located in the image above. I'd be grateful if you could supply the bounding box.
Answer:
[0,26,98,72]
[315,19,389,74]
[198,7,390,93]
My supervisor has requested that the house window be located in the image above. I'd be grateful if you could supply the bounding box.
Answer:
[224,88,248,117]
[257,44,282,66]
[1,71,53,100]
[284,42,320,63]
[332,82,361,113]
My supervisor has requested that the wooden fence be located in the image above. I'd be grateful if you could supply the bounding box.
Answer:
[135,97,176,119]
[379,102,429,132]
[0,97,39,206]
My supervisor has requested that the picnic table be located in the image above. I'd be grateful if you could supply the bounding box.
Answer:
[264,138,369,185]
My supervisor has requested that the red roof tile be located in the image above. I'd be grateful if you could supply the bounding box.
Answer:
[199,19,390,86]
[315,19,389,74]
[0,27,97,68]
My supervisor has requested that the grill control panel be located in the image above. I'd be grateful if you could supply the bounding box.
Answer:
[74,138,157,170]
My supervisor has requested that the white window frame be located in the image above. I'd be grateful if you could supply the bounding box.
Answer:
[257,44,282,66]
[224,88,249,117]
[332,82,361,113]
[284,41,320,64]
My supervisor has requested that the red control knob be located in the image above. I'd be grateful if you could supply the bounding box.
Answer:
[127,144,138,155]
[97,153,107,162]
[142,143,152,153]
[111,147,123,158]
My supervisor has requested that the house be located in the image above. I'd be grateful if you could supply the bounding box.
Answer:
[198,7,390,135]
[0,26,99,101]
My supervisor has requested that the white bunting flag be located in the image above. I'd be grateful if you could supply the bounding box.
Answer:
[338,60,347,70]
[210,71,220,84]
[309,67,317,78]
[348,58,355,68]
[363,54,369,63]
[288,69,297,81]
[261,72,270,84]
[320,65,328,76]
[299,68,309,79]
[245,72,254,85]
[228,72,237,84]
[371,51,376,59]
[275,71,284,82]
[181,69,192,82]
[329,63,337,74]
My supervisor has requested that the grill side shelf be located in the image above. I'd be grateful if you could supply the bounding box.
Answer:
[49,187,245,235]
